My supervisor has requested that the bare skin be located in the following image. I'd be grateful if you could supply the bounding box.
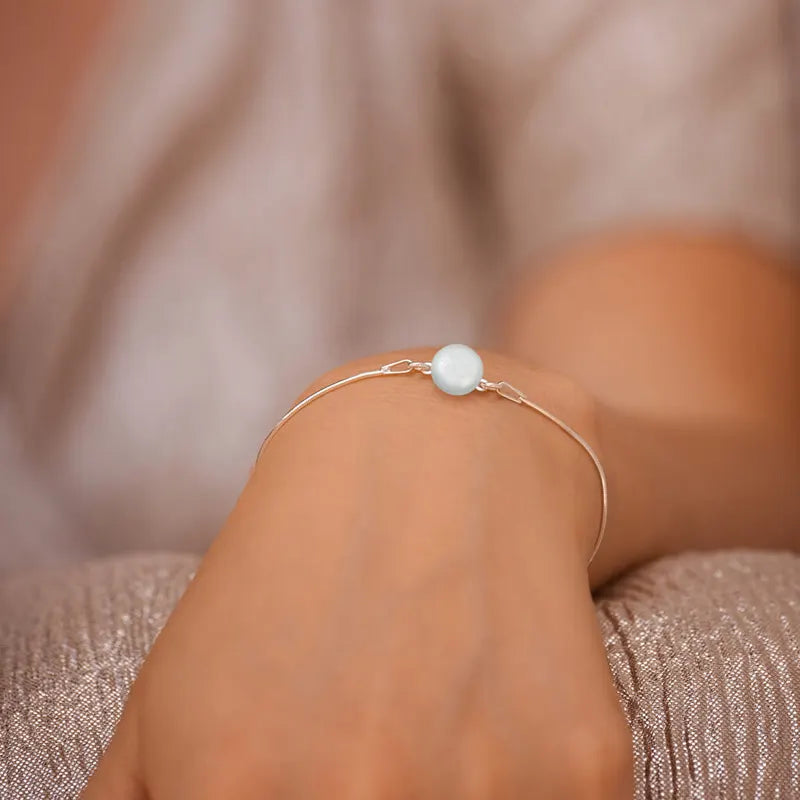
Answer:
[500,231,800,586]
[85,353,632,799]
[81,232,799,798]
[3,4,799,797]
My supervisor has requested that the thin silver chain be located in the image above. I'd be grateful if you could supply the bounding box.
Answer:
[256,358,608,566]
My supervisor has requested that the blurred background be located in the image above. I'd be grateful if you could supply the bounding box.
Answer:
[1,0,797,572]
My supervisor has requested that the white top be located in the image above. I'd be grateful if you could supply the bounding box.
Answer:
[1,0,796,572]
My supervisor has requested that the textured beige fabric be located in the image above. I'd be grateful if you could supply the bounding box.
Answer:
[2,0,797,573]
[599,553,800,797]
[2,550,799,798]
[0,555,195,798]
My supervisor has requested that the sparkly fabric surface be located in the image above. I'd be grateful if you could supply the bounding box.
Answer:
[596,551,800,799]
[1,550,799,798]
[0,555,196,799]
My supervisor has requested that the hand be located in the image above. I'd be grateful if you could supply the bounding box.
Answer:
[82,349,632,799]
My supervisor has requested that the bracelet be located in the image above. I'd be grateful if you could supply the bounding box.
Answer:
[256,344,608,566]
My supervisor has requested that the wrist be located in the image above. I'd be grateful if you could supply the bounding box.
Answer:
[269,346,607,569]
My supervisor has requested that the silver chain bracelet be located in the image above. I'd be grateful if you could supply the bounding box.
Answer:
[256,344,608,566]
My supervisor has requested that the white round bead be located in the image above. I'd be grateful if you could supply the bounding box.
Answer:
[430,344,484,396]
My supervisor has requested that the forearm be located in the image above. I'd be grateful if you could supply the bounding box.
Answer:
[589,409,800,587]
[496,230,800,586]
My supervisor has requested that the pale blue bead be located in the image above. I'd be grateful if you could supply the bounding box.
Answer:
[431,344,483,396]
